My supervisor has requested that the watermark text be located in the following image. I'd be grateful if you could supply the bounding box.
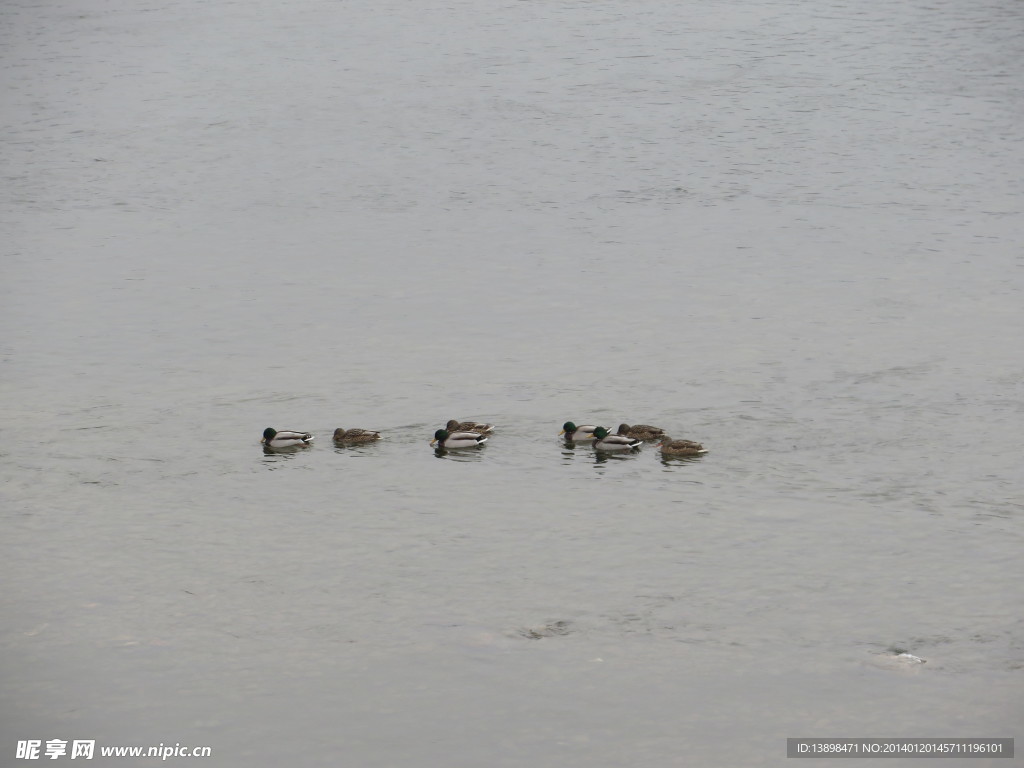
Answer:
[16,740,212,760]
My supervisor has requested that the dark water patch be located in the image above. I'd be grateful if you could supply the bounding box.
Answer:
[432,447,489,461]
[591,447,643,462]
[659,455,706,468]
[331,442,384,456]
[517,620,573,640]
[259,449,310,467]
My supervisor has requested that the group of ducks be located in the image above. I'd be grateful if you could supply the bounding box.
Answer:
[261,420,707,457]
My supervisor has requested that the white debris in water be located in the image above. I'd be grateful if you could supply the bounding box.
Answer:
[895,652,926,664]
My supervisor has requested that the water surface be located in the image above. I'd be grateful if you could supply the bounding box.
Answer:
[2,1,1022,766]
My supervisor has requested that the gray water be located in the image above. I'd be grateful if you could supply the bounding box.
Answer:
[2,0,1022,766]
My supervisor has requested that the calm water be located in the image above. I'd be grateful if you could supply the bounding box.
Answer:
[2,0,1022,765]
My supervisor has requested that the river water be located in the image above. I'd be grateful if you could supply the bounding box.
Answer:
[2,0,1022,766]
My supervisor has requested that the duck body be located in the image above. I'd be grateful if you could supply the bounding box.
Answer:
[262,427,315,448]
[333,428,382,443]
[617,423,666,441]
[431,429,488,449]
[446,419,495,435]
[658,437,707,456]
[560,422,597,442]
[591,426,642,451]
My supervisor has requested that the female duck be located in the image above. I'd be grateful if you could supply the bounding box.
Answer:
[617,423,666,441]
[446,419,494,435]
[560,422,597,442]
[333,428,382,443]
[658,436,707,457]
[592,426,642,451]
[262,427,314,448]
[431,429,488,449]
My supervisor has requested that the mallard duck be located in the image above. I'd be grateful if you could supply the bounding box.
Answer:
[592,426,642,451]
[262,427,314,448]
[333,428,382,443]
[617,423,666,440]
[560,422,597,441]
[658,436,707,456]
[431,429,488,449]
[446,419,494,434]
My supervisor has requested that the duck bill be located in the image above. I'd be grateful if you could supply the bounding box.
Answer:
[430,439,438,446]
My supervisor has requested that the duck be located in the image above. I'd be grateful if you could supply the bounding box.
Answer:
[446,419,495,435]
[560,422,597,441]
[591,426,642,451]
[617,423,666,440]
[657,436,708,456]
[332,428,382,443]
[261,427,314,448]
[431,429,488,449]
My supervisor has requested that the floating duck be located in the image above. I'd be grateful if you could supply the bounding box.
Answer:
[446,419,494,434]
[262,427,314,448]
[657,436,707,456]
[617,423,666,440]
[592,426,642,451]
[560,422,597,441]
[332,428,382,443]
[431,429,488,449]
